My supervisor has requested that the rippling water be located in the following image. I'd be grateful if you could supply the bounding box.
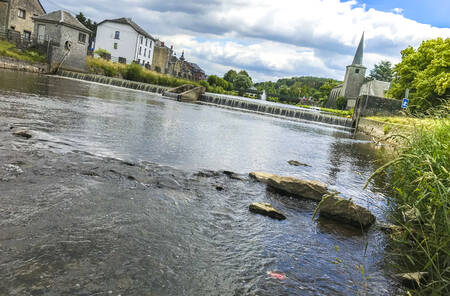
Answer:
[0,70,398,295]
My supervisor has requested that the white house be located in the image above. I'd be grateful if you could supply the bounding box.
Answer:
[95,17,155,66]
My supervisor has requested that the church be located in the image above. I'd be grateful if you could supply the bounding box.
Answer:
[326,33,391,109]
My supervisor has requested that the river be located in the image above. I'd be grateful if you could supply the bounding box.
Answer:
[0,70,399,295]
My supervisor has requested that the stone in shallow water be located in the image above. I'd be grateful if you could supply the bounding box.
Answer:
[288,160,310,167]
[249,172,328,201]
[249,202,286,220]
[318,195,376,228]
[13,129,32,139]
[396,272,427,288]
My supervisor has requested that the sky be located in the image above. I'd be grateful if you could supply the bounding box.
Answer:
[41,0,450,82]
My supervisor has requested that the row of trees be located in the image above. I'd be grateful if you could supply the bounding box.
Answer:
[203,69,253,95]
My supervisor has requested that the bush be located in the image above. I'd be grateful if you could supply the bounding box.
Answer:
[94,48,111,60]
[336,96,347,110]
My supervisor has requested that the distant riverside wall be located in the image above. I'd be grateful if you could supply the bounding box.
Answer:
[57,70,170,94]
[0,56,48,73]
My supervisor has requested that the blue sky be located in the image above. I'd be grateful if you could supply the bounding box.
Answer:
[41,0,450,82]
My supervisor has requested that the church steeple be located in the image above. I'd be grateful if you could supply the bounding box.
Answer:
[352,32,364,66]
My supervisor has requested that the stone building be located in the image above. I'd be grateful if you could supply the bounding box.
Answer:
[33,10,91,72]
[151,41,173,73]
[0,0,45,37]
[327,33,390,109]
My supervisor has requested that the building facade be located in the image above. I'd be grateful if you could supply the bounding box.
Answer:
[327,33,391,109]
[0,0,45,36]
[95,18,155,66]
[33,10,91,72]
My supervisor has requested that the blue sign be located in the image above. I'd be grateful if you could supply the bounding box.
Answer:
[401,98,409,109]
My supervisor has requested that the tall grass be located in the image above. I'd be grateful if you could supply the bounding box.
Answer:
[366,116,449,294]
[86,57,199,88]
[0,40,46,64]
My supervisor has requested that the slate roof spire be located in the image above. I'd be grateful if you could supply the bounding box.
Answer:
[352,32,364,66]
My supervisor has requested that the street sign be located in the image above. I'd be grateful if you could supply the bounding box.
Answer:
[402,98,409,109]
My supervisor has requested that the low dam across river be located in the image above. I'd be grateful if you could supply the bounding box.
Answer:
[57,71,353,129]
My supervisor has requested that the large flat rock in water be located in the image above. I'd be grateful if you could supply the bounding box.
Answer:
[319,195,376,228]
[249,172,328,201]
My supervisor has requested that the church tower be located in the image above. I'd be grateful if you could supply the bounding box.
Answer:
[341,33,366,104]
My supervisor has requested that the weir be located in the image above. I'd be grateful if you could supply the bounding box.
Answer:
[56,71,353,129]
[199,94,354,128]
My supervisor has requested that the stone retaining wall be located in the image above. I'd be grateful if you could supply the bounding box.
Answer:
[0,56,48,73]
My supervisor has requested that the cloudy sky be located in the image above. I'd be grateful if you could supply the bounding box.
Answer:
[41,0,450,82]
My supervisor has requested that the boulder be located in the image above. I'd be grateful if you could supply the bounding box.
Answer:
[13,129,32,139]
[249,172,328,201]
[318,195,376,228]
[249,202,286,220]
[288,160,310,167]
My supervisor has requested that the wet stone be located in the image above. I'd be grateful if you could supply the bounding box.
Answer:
[249,202,286,220]
[13,129,33,139]
[288,160,310,167]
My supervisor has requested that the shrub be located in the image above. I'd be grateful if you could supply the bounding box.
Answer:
[94,48,111,60]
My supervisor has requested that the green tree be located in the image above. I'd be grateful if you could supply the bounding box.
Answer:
[238,70,253,84]
[388,37,450,111]
[234,74,252,96]
[76,12,98,38]
[368,60,393,82]
[319,79,340,98]
[223,69,238,84]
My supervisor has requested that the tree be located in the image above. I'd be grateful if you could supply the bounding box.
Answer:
[319,79,340,99]
[238,70,253,84]
[76,12,98,38]
[368,60,393,82]
[223,69,238,84]
[234,74,252,96]
[388,38,450,111]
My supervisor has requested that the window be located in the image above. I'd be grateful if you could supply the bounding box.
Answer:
[24,31,31,40]
[118,57,126,64]
[144,48,147,56]
[114,43,118,49]
[149,40,152,47]
[18,9,26,19]
[78,33,86,44]
[140,36,143,44]
[139,46,142,55]
[355,69,360,74]
[114,31,120,39]
[148,50,151,58]
[145,39,148,46]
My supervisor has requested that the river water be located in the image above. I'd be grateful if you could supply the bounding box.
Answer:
[0,70,398,295]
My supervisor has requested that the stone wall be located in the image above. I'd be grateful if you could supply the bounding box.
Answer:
[0,2,9,31]
[0,55,48,72]
[7,0,45,34]
[356,95,402,117]
[151,45,170,73]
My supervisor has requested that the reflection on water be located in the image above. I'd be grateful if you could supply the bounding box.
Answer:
[0,70,398,295]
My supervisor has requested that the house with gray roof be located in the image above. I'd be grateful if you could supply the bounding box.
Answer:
[95,17,155,66]
[33,10,91,72]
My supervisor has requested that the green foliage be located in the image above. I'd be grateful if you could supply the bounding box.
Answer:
[223,69,238,84]
[0,41,46,64]
[335,96,347,110]
[368,60,393,82]
[238,70,252,84]
[267,96,280,103]
[207,75,232,90]
[234,74,253,96]
[388,38,450,112]
[94,48,111,59]
[366,117,450,295]
[76,12,97,37]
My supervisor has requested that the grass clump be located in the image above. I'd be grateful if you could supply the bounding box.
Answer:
[86,57,199,88]
[366,117,450,294]
[0,40,46,63]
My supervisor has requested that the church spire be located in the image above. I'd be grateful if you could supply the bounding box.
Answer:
[352,32,364,66]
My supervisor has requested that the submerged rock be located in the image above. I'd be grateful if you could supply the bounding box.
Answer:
[288,160,310,167]
[318,195,376,228]
[249,172,328,201]
[13,129,32,139]
[249,202,286,220]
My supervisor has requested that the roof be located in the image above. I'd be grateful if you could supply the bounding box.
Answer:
[33,10,91,34]
[352,32,364,66]
[188,62,205,74]
[98,18,155,40]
